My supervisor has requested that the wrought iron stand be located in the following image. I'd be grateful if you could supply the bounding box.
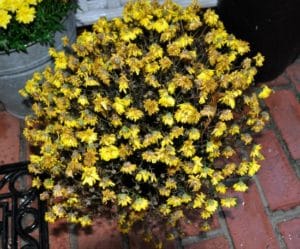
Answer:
[0,161,49,249]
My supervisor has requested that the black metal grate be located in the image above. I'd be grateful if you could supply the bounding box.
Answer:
[0,161,49,249]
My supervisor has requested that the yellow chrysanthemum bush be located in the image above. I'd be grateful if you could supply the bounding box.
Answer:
[21,0,272,247]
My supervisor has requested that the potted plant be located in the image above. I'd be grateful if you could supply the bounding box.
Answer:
[217,0,300,82]
[0,0,78,118]
[21,0,272,247]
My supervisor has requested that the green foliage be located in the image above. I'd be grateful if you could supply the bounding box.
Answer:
[0,0,77,53]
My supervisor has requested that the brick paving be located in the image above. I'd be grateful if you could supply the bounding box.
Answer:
[0,60,299,248]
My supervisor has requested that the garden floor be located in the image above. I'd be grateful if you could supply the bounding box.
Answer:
[0,58,300,249]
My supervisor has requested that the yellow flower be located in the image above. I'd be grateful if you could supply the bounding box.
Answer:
[78,95,89,106]
[54,51,68,70]
[135,170,157,183]
[216,183,227,194]
[250,144,264,159]
[229,124,240,135]
[0,10,11,29]
[145,74,161,88]
[127,43,143,57]
[219,110,233,121]
[162,113,174,126]
[67,197,79,206]
[187,175,201,191]
[190,156,203,174]
[152,18,169,33]
[126,57,143,74]
[212,121,227,137]
[180,140,196,158]
[118,144,132,159]
[143,131,163,147]
[99,177,115,189]
[159,187,171,197]
[206,141,220,155]
[67,213,79,223]
[205,199,218,213]
[119,126,132,139]
[169,210,184,226]
[188,128,201,140]
[167,43,181,56]
[32,177,41,189]
[113,97,132,114]
[200,222,211,232]
[201,210,213,219]
[193,193,206,208]
[233,181,248,192]
[52,204,65,218]
[181,193,192,203]
[118,73,129,93]
[222,146,235,158]
[241,133,253,145]
[221,198,237,208]
[93,94,111,113]
[145,62,160,74]
[110,114,123,127]
[125,107,144,121]
[258,85,273,99]
[237,161,249,176]
[99,145,119,161]
[120,27,143,41]
[248,160,261,176]
[76,128,98,144]
[45,211,56,223]
[159,56,173,70]
[211,172,224,185]
[132,197,149,211]
[174,34,194,48]
[81,166,100,186]
[102,189,116,204]
[120,162,137,174]
[43,178,54,190]
[254,53,265,67]
[167,196,182,207]
[78,216,92,227]
[197,69,214,82]
[222,163,237,177]
[66,158,83,177]
[99,134,116,146]
[158,90,175,107]
[130,137,142,150]
[170,126,184,139]
[203,9,219,26]
[159,204,171,216]
[228,39,250,55]
[61,36,69,47]
[175,103,200,124]
[117,194,132,207]
[165,178,177,189]
[219,90,242,109]
[161,25,178,42]
[16,6,36,24]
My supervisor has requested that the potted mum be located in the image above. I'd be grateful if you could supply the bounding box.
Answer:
[0,0,77,118]
[21,0,272,247]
